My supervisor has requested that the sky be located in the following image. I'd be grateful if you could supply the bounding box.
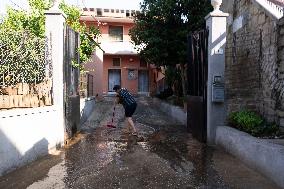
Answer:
[0,0,143,15]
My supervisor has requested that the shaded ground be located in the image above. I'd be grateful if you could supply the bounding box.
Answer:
[0,97,280,189]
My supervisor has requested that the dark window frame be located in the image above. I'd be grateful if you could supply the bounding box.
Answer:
[109,26,123,41]
[112,57,121,67]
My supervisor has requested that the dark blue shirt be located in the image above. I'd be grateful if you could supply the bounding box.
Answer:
[118,88,136,107]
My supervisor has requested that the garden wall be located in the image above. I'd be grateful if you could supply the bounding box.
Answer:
[0,105,64,176]
[80,97,96,125]
[0,79,53,109]
[225,0,284,127]
[216,126,284,188]
[153,98,186,125]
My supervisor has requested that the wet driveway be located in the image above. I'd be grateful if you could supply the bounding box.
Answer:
[0,97,280,189]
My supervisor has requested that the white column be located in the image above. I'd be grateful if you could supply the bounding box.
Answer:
[205,0,229,144]
[45,9,66,144]
[45,10,66,108]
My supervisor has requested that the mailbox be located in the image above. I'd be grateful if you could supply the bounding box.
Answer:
[212,75,224,103]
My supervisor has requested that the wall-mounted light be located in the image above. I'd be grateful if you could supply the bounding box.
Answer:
[129,58,134,62]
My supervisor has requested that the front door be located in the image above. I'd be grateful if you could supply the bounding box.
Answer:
[138,70,149,92]
[108,69,121,92]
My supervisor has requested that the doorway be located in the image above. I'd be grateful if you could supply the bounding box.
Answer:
[108,69,121,92]
[138,70,149,93]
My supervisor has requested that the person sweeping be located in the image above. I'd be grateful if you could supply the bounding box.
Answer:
[113,85,138,136]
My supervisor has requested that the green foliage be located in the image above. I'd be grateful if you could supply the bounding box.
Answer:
[1,0,50,38]
[165,66,183,96]
[0,28,46,86]
[228,110,279,137]
[0,0,100,74]
[130,0,212,66]
[165,66,179,87]
[130,0,212,96]
[59,2,101,70]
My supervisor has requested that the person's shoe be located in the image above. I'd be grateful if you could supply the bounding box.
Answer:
[132,132,138,136]
[131,132,144,142]
[121,128,131,134]
[137,136,145,142]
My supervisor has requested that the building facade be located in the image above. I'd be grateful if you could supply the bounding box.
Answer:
[80,8,163,97]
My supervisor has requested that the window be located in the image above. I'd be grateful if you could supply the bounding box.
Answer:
[104,9,109,12]
[121,10,125,13]
[126,10,130,17]
[113,58,121,66]
[96,8,102,16]
[111,9,114,13]
[109,26,123,41]
[128,69,136,80]
[116,9,119,13]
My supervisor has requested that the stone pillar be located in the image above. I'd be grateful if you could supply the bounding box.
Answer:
[45,8,66,143]
[45,9,66,108]
[205,0,229,144]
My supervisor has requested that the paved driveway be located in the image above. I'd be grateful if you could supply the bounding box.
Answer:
[0,97,280,189]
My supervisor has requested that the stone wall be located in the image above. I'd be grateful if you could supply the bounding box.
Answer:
[225,0,284,127]
[277,18,284,127]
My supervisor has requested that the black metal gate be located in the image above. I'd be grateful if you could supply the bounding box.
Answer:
[187,29,209,143]
[64,25,80,142]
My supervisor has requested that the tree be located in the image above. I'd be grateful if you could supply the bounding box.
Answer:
[1,0,101,72]
[59,2,101,68]
[130,0,212,97]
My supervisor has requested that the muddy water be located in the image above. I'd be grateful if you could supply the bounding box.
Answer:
[0,97,280,189]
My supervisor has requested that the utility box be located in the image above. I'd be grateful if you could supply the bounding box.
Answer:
[212,75,224,103]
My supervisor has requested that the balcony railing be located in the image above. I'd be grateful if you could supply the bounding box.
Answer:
[254,0,284,19]
[101,41,138,55]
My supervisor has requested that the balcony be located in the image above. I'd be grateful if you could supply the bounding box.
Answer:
[101,41,138,55]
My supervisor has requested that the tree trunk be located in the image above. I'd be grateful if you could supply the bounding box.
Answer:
[180,63,188,98]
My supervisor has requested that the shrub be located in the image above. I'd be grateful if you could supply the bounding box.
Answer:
[228,110,279,137]
[0,28,46,86]
[0,0,101,74]
[155,87,173,99]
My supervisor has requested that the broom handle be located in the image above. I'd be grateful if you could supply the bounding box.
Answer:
[111,106,116,123]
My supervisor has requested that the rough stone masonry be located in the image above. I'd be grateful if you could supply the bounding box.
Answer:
[224,0,284,127]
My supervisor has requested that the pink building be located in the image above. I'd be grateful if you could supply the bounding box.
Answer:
[80,8,164,97]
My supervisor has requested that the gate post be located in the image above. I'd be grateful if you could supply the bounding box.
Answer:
[45,5,66,142]
[205,0,229,144]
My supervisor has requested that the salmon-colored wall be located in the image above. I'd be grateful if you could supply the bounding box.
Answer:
[82,21,134,42]
[103,55,151,95]
[86,49,104,97]
[80,19,158,96]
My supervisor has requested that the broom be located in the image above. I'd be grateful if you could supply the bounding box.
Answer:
[106,106,116,128]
